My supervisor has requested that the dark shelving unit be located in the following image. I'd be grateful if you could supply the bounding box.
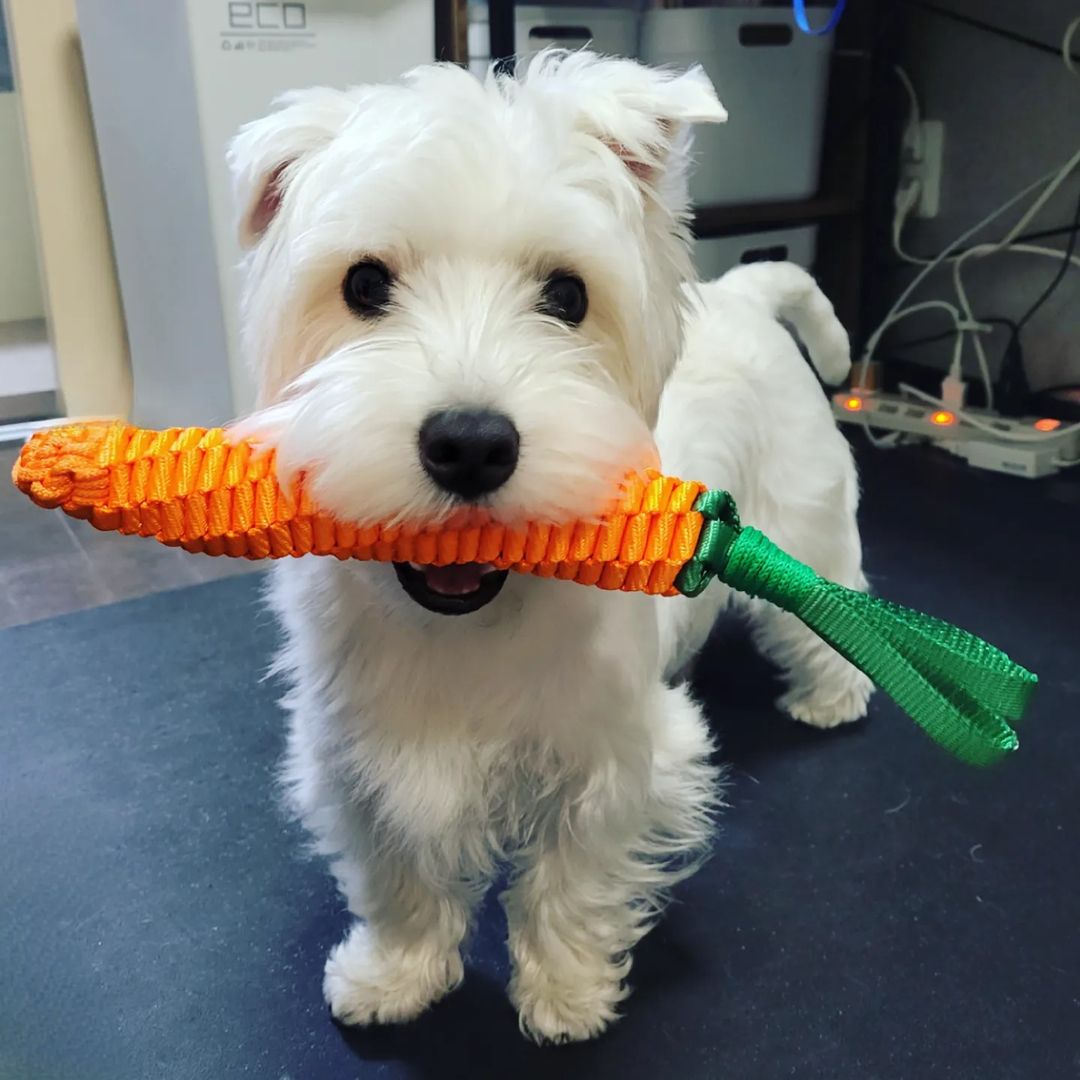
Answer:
[692,193,862,236]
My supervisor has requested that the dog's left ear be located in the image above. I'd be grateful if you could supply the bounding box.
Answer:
[229,87,357,249]
[528,53,727,213]
[600,64,727,194]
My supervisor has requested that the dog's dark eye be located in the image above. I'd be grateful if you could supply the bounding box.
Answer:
[539,272,588,326]
[343,260,393,317]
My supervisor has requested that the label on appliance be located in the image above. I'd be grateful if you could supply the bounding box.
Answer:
[221,2,315,52]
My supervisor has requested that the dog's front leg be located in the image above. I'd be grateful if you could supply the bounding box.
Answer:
[504,824,636,1043]
[323,840,477,1027]
[503,684,713,1045]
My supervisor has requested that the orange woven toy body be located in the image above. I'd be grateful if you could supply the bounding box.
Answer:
[11,420,1042,767]
[12,421,707,596]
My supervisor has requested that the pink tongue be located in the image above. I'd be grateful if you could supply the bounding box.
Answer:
[424,564,487,596]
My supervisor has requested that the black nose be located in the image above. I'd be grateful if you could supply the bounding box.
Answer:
[418,409,520,499]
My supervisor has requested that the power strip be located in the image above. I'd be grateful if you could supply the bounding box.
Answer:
[832,391,1080,479]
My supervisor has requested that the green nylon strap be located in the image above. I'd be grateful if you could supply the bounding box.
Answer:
[675,490,1037,766]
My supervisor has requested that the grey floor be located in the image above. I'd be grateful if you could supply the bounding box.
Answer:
[2,441,1078,1079]
[0,442,259,630]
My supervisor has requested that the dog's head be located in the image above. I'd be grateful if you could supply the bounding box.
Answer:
[230,51,725,614]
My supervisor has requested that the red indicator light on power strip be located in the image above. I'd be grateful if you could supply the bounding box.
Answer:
[930,410,957,427]
[843,396,864,412]
[1033,418,1061,432]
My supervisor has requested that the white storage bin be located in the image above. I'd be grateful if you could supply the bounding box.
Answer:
[469,5,639,77]
[641,7,832,207]
[694,225,817,281]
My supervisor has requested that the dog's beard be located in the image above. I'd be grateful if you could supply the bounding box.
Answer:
[238,334,658,617]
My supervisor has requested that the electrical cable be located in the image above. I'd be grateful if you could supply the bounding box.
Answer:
[993,188,1080,415]
[897,220,1080,264]
[866,18,1080,427]
[1063,16,1080,77]
[846,19,1080,459]
[901,1,1080,65]
[892,317,1017,355]
[894,65,920,120]
[1015,187,1080,331]
[859,161,1076,384]
[891,65,928,267]
[951,240,1080,409]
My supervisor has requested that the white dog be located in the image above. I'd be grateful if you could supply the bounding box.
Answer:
[228,51,871,1044]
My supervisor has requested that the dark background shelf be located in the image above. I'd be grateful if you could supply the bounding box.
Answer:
[692,194,863,237]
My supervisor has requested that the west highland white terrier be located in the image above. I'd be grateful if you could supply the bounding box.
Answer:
[228,50,872,1044]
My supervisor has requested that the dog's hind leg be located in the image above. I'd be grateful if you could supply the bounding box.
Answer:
[744,473,874,730]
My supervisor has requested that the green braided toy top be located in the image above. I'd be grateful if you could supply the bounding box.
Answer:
[677,490,1037,767]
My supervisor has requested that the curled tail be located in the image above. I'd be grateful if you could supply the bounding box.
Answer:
[715,262,851,385]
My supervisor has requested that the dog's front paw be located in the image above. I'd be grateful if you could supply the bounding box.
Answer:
[778,670,873,729]
[510,967,626,1045]
[323,923,463,1027]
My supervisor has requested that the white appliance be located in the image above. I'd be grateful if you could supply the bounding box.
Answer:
[77,0,439,426]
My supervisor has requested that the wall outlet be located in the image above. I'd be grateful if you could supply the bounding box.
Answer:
[900,119,945,219]
[913,120,945,219]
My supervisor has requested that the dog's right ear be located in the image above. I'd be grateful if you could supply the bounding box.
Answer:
[229,87,357,249]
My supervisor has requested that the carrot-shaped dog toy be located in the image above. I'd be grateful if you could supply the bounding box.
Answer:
[13,420,1036,766]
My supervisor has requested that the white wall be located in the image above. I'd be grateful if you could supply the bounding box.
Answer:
[0,91,44,323]
[5,0,131,418]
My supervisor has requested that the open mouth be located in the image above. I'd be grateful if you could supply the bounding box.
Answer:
[393,561,510,616]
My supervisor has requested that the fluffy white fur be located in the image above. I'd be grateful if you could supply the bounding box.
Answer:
[229,51,871,1044]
